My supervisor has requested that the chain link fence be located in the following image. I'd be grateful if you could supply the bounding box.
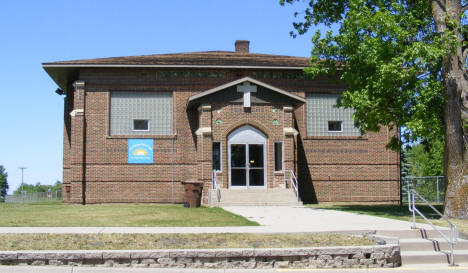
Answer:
[4,190,62,203]
[401,176,445,204]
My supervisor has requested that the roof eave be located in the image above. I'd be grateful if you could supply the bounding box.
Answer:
[42,65,79,92]
[42,64,308,70]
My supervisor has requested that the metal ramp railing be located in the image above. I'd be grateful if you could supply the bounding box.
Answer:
[285,170,300,202]
[210,170,221,206]
[408,188,458,265]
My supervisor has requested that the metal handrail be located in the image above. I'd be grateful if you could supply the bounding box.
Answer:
[212,170,220,203]
[288,170,300,201]
[408,189,458,265]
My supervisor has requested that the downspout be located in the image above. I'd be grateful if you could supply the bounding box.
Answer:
[171,134,175,203]
[292,109,297,176]
[282,105,286,186]
[82,105,87,206]
[171,93,177,204]
[398,127,402,205]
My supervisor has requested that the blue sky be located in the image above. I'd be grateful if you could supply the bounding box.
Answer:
[0,0,317,193]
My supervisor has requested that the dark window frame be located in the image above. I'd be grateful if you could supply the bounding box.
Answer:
[274,142,283,172]
[212,141,222,172]
[132,119,150,131]
[328,121,343,132]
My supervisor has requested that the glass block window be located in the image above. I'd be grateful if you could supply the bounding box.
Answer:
[306,93,360,136]
[110,92,172,135]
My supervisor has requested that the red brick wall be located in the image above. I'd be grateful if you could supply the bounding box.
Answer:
[62,68,400,204]
[294,100,400,203]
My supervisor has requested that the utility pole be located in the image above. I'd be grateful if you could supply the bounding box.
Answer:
[18,167,27,194]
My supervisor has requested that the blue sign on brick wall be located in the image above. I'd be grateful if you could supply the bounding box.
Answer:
[128,139,153,164]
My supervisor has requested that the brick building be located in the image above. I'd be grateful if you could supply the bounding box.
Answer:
[43,40,400,205]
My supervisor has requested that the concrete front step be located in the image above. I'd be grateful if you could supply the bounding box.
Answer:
[401,250,468,265]
[219,202,302,206]
[376,229,466,266]
[211,188,302,206]
[400,238,468,251]
[377,229,453,239]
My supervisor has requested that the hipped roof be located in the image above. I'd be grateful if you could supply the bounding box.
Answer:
[42,51,310,90]
[43,51,310,67]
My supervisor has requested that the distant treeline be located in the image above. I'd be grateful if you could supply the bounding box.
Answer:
[14,181,62,195]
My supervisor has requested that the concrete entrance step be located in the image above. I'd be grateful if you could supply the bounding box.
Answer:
[211,188,302,206]
[399,238,468,251]
[401,250,468,265]
[377,229,452,239]
[376,228,467,266]
[219,201,302,206]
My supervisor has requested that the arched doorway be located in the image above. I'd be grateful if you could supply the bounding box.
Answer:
[228,125,267,188]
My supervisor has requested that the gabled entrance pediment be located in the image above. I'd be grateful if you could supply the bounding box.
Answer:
[187,77,305,109]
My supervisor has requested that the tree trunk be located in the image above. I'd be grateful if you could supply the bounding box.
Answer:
[432,0,468,219]
[443,69,468,219]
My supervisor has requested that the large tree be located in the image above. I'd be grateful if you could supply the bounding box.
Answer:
[281,0,468,219]
[0,165,8,202]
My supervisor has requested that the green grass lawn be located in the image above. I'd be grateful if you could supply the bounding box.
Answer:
[0,233,375,250]
[308,203,443,221]
[0,202,258,227]
[308,203,468,235]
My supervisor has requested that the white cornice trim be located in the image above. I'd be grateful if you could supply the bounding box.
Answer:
[70,109,84,117]
[72,80,85,89]
[283,127,299,137]
[195,127,212,136]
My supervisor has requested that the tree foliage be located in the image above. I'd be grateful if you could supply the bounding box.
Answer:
[400,147,411,179]
[0,166,8,202]
[281,0,468,218]
[281,0,446,147]
[407,140,444,177]
[13,181,62,195]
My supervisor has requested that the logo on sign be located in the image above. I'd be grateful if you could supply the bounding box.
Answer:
[128,139,153,164]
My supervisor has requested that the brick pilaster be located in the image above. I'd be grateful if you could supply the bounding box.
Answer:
[196,104,212,204]
[283,105,298,182]
[62,86,74,203]
[70,81,86,204]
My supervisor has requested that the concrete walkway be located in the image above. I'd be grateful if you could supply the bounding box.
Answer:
[222,206,440,232]
[0,206,438,234]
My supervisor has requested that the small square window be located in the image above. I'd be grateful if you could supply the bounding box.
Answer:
[133,119,149,131]
[328,121,342,132]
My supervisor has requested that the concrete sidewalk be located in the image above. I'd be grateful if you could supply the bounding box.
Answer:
[0,207,439,234]
[222,206,439,232]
